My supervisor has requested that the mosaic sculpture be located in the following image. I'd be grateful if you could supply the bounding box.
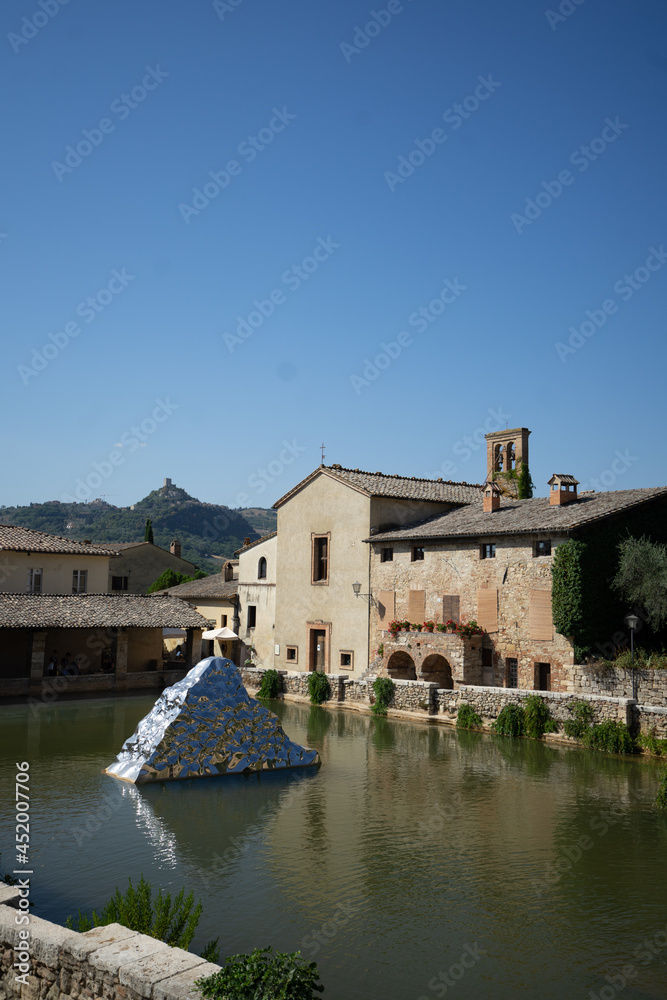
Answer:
[104,656,320,783]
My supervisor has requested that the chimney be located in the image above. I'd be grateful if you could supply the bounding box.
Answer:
[481,480,502,513]
[547,474,579,506]
[243,537,251,547]
[170,539,181,558]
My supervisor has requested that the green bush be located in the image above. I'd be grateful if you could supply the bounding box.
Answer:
[563,700,594,740]
[371,677,396,716]
[637,728,667,756]
[257,669,281,699]
[655,770,667,810]
[196,947,324,1000]
[582,720,635,755]
[523,695,557,739]
[456,704,482,730]
[306,671,330,705]
[65,876,203,952]
[564,719,587,739]
[493,704,525,737]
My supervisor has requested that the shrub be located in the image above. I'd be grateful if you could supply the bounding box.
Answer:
[372,677,395,716]
[196,947,324,1000]
[637,728,667,757]
[655,770,667,810]
[582,720,635,755]
[257,669,281,699]
[65,876,203,951]
[493,704,525,737]
[456,704,482,730]
[307,671,330,705]
[523,695,557,739]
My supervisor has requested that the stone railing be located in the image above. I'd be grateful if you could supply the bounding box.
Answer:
[0,888,220,1000]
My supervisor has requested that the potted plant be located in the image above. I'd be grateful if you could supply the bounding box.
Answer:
[423,620,436,633]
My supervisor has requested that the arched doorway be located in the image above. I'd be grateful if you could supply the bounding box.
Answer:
[386,650,417,681]
[420,653,453,689]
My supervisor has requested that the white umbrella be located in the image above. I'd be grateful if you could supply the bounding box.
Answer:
[202,626,238,640]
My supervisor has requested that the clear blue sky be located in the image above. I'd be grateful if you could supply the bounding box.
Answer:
[3,0,666,510]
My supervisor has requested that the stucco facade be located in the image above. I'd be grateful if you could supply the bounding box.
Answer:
[105,542,197,594]
[1,550,110,595]
[237,533,277,670]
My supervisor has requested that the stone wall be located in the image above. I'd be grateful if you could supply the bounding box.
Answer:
[380,631,482,687]
[434,685,634,729]
[567,665,667,707]
[0,889,220,1000]
[637,705,667,739]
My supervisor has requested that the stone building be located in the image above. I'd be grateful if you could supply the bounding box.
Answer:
[271,465,481,676]
[368,483,667,690]
[101,539,198,594]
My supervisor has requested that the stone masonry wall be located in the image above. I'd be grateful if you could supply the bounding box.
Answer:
[566,665,667,707]
[0,890,220,1000]
[434,685,634,729]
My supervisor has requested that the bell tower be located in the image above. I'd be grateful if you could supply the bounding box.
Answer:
[485,427,531,497]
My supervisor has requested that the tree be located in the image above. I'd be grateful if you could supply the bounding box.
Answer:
[612,535,667,631]
[146,568,208,593]
[144,518,154,544]
[517,462,534,499]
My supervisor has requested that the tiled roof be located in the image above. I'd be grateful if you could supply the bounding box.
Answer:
[367,487,667,542]
[234,531,277,556]
[273,466,482,508]
[97,541,146,551]
[0,524,117,557]
[157,576,239,600]
[0,593,209,629]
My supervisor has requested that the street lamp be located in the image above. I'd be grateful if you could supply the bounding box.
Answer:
[352,582,377,608]
[625,613,640,700]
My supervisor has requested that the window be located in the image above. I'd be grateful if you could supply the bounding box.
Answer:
[480,543,496,559]
[507,658,518,688]
[312,534,329,584]
[247,606,257,629]
[381,548,393,562]
[111,576,128,591]
[221,615,228,627]
[412,546,424,561]
[27,568,42,594]
[286,646,298,663]
[340,651,353,669]
[72,570,87,594]
[258,556,267,579]
[534,540,551,557]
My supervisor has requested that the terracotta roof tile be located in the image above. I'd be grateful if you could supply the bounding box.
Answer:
[274,466,482,508]
[0,524,117,557]
[0,593,209,629]
[157,577,239,600]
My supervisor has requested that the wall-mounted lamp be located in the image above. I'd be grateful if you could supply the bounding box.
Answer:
[352,582,377,608]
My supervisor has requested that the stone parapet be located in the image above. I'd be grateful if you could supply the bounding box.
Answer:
[0,905,221,1000]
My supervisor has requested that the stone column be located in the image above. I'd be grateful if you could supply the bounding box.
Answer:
[190,629,202,666]
[29,631,47,685]
[115,630,128,686]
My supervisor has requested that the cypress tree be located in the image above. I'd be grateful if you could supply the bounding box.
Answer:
[144,518,154,544]
[518,462,534,499]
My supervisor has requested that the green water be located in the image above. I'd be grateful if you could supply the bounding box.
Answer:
[2,696,667,999]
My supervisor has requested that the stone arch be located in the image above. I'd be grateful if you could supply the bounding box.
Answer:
[421,653,453,689]
[494,443,504,472]
[507,441,516,470]
[386,650,417,681]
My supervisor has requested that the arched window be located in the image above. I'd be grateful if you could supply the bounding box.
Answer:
[507,441,516,470]
[258,556,267,579]
[494,443,504,472]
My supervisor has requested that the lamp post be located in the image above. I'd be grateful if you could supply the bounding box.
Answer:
[352,582,377,608]
[625,613,640,700]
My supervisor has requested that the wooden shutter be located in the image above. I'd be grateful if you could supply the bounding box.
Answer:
[407,590,426,622]
[442,595,460,623]
[476,589,498,632]
[377,591,395,627]
[530,590,553,641]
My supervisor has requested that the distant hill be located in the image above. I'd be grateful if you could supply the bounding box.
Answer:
[239,507,277,535]
[0,483,276,573]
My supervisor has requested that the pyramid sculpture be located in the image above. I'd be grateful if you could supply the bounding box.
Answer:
[104,657,320,784]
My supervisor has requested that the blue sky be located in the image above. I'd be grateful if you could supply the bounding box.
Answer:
[2,0,666,510]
